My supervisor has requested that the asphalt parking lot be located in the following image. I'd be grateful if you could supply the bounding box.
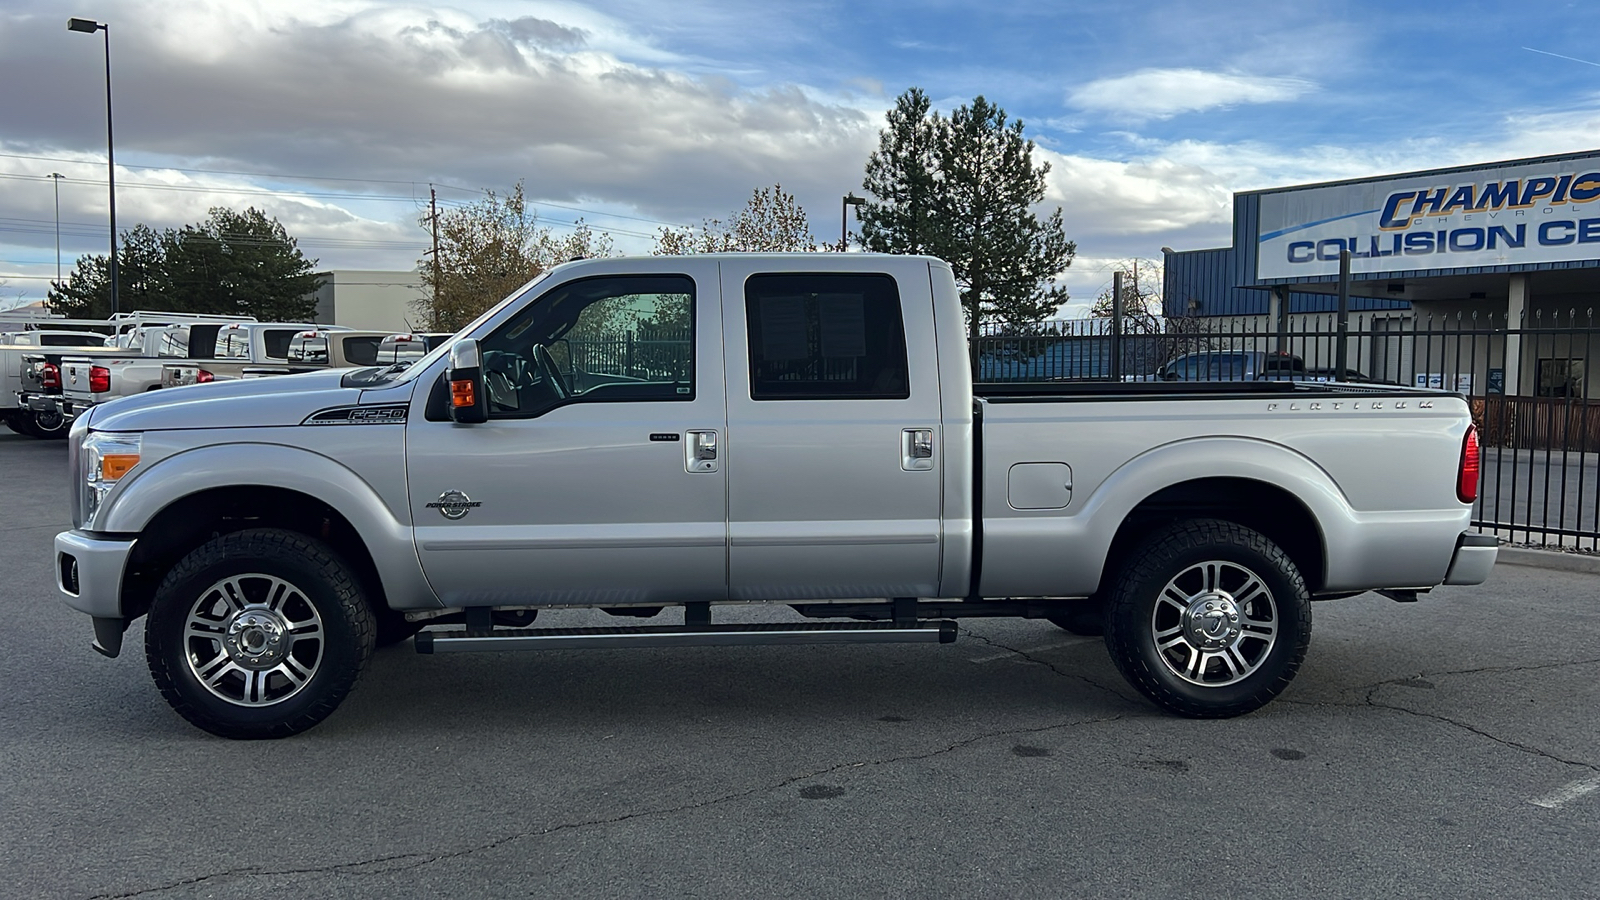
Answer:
[1,430,1597,899]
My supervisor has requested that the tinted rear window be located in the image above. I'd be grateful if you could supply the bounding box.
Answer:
[341,336,381,366]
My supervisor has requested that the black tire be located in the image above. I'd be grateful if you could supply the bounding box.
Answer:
[26,407,69,439]
[1046,598,1105,636]
[144,528,375,739]
[1103,518,1311,718]
[2,413,26,435]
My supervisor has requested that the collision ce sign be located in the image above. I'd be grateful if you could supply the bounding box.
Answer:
[426,490,481,520]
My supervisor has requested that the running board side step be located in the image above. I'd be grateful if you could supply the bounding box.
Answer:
[415,620,958,654]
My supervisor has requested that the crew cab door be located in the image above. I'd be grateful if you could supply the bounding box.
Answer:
[718,261,944,600]
[405,262,728,606]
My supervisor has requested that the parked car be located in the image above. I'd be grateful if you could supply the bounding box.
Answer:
[1144,350,1307,381]
[53,254,1494,739]
[1304,366,1374,383]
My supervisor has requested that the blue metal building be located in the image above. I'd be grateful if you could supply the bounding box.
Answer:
[1163,148,1600,319]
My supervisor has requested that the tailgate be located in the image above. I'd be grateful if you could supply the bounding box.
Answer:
[60,357,107,402]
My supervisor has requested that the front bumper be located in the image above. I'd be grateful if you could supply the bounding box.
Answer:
[1443,532,1498,585]
[55,530,136,619]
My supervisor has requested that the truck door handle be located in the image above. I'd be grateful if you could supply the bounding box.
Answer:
[902,428,934,471]
[686,429,719,473]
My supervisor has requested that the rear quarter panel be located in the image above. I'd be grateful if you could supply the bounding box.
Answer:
[978,391,1474,597]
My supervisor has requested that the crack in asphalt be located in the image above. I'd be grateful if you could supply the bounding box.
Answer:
[83,712,1126,899]
[961,631,1137,703]
[1284,657,1600,774]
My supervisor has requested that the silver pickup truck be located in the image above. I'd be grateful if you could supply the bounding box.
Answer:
[52,254,1495,739]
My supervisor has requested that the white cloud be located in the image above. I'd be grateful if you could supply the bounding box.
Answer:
[1067,68,1314,121]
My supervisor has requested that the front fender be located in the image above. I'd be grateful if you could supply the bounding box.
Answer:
[98,442,439,609]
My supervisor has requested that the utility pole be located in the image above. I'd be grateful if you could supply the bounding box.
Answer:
[48,173,64,293]
[428,185,442,331]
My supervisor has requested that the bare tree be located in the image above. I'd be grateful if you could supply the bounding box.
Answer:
[654,185,818,254]
[415,182,615,331]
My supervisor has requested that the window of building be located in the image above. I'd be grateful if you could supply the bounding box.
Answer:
[1537,358,1585,398]
[744,273,909,400]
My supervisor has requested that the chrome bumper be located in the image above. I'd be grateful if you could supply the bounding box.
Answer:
[1443,532,1498,585]
[54,530,136,619]
[21,393,74,418]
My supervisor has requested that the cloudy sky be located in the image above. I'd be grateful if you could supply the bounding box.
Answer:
[3,0,1599,314]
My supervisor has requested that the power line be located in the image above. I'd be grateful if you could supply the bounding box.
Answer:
[0,153,690,229]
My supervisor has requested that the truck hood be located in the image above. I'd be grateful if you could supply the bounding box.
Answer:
[88,369,393,432]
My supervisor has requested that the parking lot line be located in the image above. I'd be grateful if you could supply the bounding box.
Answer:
[1528,774,1600,809]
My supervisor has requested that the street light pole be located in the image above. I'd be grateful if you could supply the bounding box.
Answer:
[48,173,64,288]
[840,193,866,251]
[68,17,118,317]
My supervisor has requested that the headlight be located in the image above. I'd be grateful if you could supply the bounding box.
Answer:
[80,432,142,530]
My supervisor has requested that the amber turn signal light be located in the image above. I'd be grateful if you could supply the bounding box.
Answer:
[100,453,140,481]
[451,380,476,408]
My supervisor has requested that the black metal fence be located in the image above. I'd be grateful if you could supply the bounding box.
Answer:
[974,310,1600,550]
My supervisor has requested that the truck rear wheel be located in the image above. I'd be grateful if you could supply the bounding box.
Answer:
[144,529,374,739]
[1103,519,1311,718]
[25,407,68,439]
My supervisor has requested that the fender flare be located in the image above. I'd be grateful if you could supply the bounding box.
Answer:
[99,442,436,608]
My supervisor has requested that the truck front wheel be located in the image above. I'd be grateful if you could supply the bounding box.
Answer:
[144,529,375,739]
[1103,519,1311,718]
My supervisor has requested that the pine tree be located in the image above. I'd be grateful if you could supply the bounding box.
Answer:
[160,208,323,320]
[859,88,941,255]
[47,224,173,318]
[859,90,1077,339]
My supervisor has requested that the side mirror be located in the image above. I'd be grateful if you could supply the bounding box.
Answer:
[447,339,487,424]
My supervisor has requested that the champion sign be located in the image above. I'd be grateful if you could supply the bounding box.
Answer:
[1255,153,1600,279]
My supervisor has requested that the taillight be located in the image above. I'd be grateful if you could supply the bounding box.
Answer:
[42,363,60,389]
[196,369,214,383]
[89,365,111,394]
[1457,425,1481,504]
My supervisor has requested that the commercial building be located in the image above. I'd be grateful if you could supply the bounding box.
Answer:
[1163,149,1600,396]
[309,270,424,332]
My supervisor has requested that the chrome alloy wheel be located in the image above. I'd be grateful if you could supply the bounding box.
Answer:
[1151,560,1278,687]
[183,574,324,707]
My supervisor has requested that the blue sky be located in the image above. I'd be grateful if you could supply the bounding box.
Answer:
[2,0,1598,313]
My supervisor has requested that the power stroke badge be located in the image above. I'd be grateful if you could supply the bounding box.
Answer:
[427,490,482,520]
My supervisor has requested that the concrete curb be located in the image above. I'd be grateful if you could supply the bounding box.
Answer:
[1496,546,1600,575]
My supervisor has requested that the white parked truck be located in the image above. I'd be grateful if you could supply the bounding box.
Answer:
[56,321,346,416]
[53,255,1496,738]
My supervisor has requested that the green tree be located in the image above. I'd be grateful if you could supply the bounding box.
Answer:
[48,209,320,320]
[653,184,817,254]
[161,208,323,320]
[46,224,170,318]
[415,182,615,332]
[859,88,941,255]
[859,90,1077,339]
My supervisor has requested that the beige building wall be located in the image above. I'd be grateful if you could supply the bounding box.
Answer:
[310,270,424,333]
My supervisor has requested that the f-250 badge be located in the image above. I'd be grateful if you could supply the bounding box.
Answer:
[427,490,481,520]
